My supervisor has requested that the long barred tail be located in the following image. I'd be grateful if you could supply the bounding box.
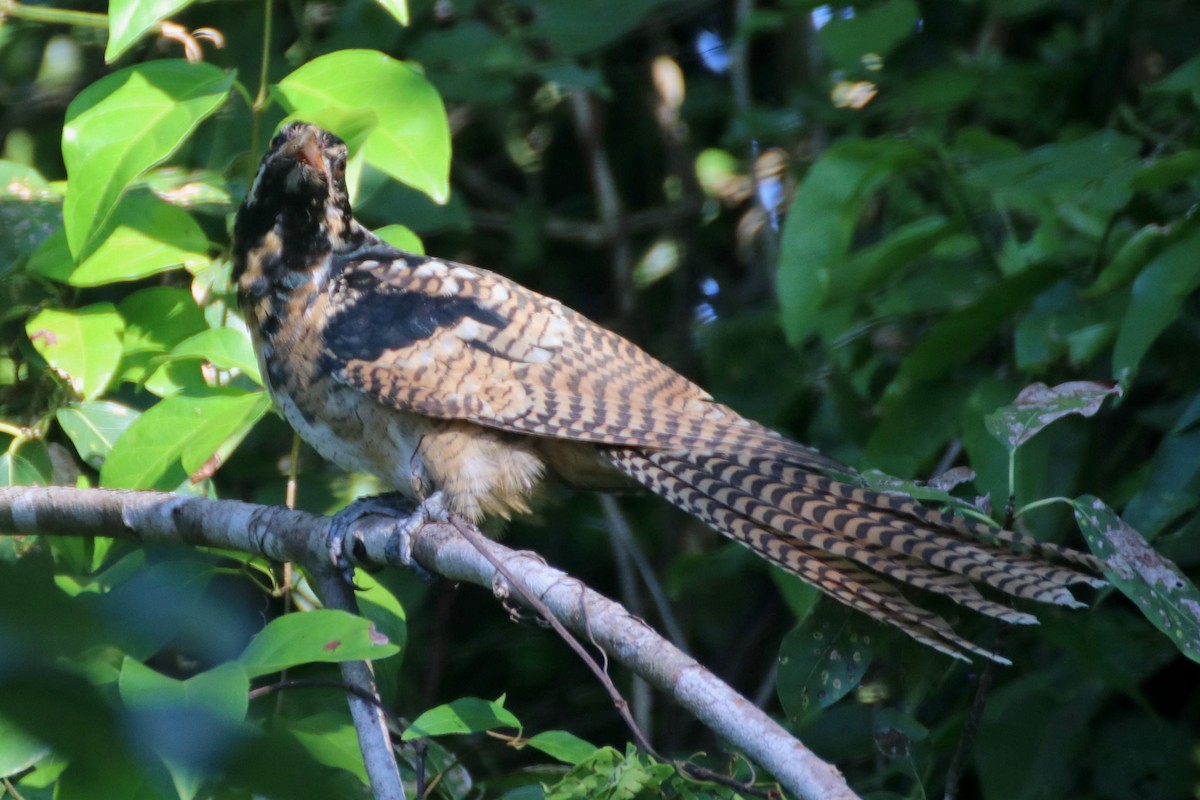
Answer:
[604,447,1105,664]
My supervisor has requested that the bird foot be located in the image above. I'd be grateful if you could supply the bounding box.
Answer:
[327,491,447,584]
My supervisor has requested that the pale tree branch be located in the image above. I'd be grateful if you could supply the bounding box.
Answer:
[0,486,857,800]
[311,566,408,800]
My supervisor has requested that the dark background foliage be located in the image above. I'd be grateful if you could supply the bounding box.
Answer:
[1,0,1199,797]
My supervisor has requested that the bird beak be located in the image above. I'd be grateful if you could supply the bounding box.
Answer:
[284,126,326,174]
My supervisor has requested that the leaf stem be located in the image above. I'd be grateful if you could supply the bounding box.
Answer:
[250,0,275,162]
[0,0,108,28]
[1013,496,1074,519]
[0,422,26,439]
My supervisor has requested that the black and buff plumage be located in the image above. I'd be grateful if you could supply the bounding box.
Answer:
[232,122,1105,663]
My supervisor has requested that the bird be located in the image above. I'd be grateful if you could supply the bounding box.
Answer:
[232,122,1105,664]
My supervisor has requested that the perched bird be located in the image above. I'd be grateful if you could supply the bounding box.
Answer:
[233,122,1104,663]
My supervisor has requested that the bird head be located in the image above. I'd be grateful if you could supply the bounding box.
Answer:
[233,122,362,281]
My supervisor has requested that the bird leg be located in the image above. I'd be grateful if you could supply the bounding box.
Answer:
[327,491,447,583]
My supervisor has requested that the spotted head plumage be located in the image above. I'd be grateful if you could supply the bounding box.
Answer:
[233,122,364,284]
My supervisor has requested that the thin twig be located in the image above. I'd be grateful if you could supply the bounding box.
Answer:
[449,515,656,754]
[450,516,776,799]
[943,663,994,800]
[570,90,635,316]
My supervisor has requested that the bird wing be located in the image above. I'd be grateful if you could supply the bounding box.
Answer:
[320,245,842,472]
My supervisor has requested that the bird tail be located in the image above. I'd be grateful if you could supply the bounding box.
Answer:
[604,447,1105,664]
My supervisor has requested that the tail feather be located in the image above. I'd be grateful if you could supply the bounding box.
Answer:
[744,454,1105,578]
[604,447,1103,662]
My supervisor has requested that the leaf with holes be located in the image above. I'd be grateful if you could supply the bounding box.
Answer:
[986,381,1122,454]
[1073,495,1200,664]
[777,603,875,726]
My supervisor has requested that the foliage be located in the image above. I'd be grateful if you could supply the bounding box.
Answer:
[2,0,1200,798]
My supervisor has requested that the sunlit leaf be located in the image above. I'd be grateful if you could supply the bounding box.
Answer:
[372,224,423,254]
[26,304,125,400]
[105,0,192,62]
[371,0,407,26]
[56,401,140,469]
[239,610,400,678]
[118,286,207,383]
[169,328,262,385]
[274,51,450,202]
[100,389,271,490]
[0,440,53,487]
[28,193,210,286]
[403,697,520,740]
[287,712,366,781]
[119,659,249,725]
[526,731,597,765]
[62,61,231,258]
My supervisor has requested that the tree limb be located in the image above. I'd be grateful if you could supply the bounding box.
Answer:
[0,486,857,800]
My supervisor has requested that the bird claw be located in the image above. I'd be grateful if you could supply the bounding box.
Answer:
[327,491,446,584]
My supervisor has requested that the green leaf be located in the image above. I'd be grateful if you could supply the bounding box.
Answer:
[119,659,250,725]
[528,0,677,55]
[373,224,423,254]
[1082,223,1174,297]
[370,0,407,26]
[0,714,49,778]
[169,328,262,385]
[403,697,521,740]
[239,609,400,678]
[62,61,232,258]
[274,50,451,203]
[106,0,193,62]
[1149,53,1200,106]
[526,731,597,765]
[1073,496,1200,664]
[819,0,918,70]
[287,712,367,781]
[0,160,58,200]
[777,138,924,344]
[776,603,875,727]
[1112,227,1200,387]
[100,389,271,489]
[985,381,1122,454]
[56,401,140,469]
[827,216,956,303]
[26,304,125,400]
[118,286,207,383]
[892,264,1063,387]
[28,193,210,286]
[1122,427,1200,540]
[0,440,52,487]
[962,130,1141,214]
[1130,150,1200,190]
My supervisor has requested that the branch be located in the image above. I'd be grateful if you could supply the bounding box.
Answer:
[312,567,407,800]
[0,486,857,800]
